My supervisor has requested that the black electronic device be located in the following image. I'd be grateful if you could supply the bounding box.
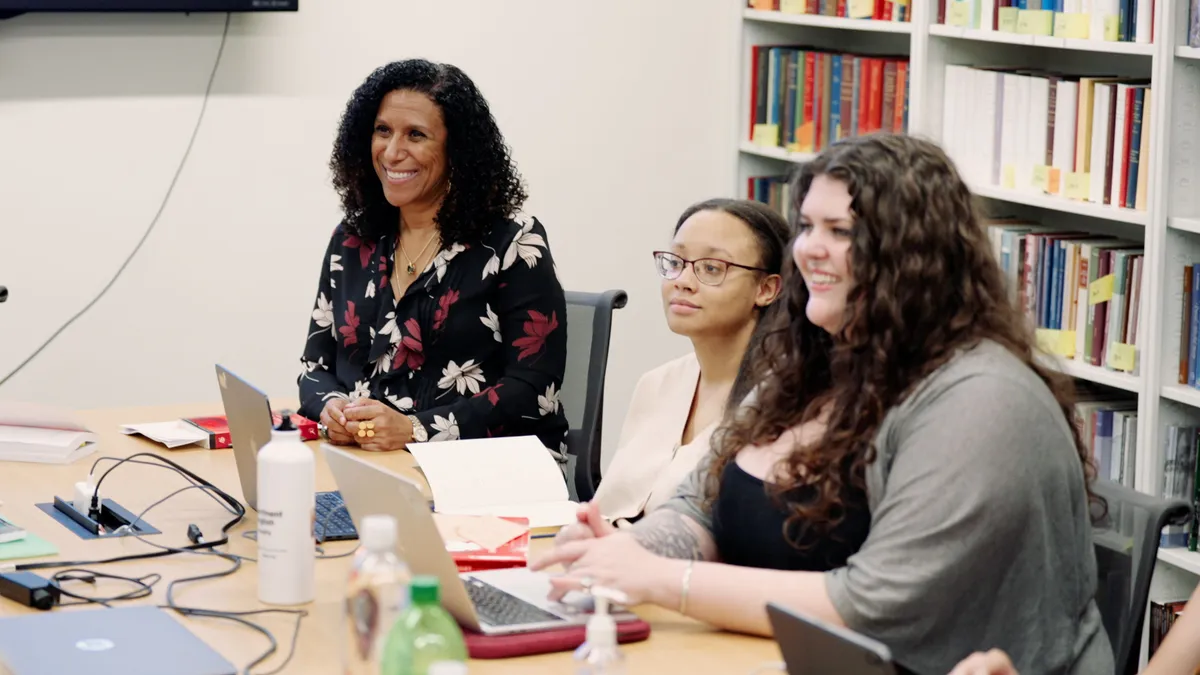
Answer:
[0,571,59,610]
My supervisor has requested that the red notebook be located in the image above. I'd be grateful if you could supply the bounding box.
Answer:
[463,618,651,659]
[182,412,319,449]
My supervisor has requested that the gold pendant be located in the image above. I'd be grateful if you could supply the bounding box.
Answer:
[406,263,416,275]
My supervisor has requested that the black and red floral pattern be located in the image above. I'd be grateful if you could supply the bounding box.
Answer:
[298,214,569,452]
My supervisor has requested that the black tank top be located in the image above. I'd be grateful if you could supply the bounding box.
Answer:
[711,460,871,571]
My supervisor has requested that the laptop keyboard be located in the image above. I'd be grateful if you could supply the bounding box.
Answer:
[464,577,564,627]
[314,491,358,541]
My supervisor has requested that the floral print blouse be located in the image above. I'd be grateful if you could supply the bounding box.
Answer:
[298,214,569,453]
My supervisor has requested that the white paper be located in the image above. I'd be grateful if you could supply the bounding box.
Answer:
[408,436,575,528]
[119,421,208,449]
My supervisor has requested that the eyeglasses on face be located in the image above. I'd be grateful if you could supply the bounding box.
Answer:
[652,251,767,287]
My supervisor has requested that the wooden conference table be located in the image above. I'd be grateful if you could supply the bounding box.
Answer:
[0,404,778,674]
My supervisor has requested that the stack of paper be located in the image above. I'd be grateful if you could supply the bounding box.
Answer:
[119,421,208,449]
[408,436,578,529]
[0,401,98,465]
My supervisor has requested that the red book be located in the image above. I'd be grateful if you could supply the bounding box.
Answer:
[183,411,318,449]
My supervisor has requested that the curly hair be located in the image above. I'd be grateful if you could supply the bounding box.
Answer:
[707,133,1094,548]
[329,59,527,245]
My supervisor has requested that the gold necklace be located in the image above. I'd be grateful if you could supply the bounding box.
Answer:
[398,228,440,276]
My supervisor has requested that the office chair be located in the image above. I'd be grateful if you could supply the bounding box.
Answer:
[1090,479,1192,675]
[560,289,627,501]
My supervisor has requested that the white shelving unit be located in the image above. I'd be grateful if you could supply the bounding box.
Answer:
[733,0,1200,663]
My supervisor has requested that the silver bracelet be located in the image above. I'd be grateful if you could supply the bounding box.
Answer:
[679,559,695,616]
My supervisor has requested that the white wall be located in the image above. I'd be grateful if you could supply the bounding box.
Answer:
[0,0,740,466]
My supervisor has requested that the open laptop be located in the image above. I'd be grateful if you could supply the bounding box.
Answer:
[215,364,357,541]
[767,602,900,675]
[0,606,236,675]
[322,443,638,636]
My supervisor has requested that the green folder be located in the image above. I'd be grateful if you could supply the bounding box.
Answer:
[0,532,58,562]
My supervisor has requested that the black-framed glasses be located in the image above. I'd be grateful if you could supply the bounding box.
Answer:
[652,251,767,287]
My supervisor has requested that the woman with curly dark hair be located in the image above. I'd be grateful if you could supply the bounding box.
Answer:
[533,134,1112,675]
[298,59,569,456]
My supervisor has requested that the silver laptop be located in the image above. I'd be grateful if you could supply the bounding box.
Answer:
[322,443,637,636]
[214,364,357,541]
[0,606,236,675]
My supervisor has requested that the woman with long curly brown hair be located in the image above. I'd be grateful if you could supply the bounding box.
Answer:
[533,133,1112,675]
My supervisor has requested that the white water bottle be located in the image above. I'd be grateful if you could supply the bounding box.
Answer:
[256,411,315,605]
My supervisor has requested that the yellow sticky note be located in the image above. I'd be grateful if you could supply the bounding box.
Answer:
[1089,274,1115,305]
[1107,343,1137,372]
[848,0,874,18]
[1036,329,1077,358]
[753,123,780,148]
[1064,172,1089,200]
[1047,167,1062,195]
[998,7,1020,32]
[780,0,807,13]
[1032,165,1049,191]
[1002,165,1017,190]
[1017,9,1055,35]
[947,0,971,26]
[1054,12,1090,38]
[1103,14,1119,41]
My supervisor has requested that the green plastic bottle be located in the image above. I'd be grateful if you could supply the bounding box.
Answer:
[381,575,468,675]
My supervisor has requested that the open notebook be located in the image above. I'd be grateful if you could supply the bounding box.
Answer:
[408,436,577,529]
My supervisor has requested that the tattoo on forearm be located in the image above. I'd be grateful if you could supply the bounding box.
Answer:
[630,511,704,560]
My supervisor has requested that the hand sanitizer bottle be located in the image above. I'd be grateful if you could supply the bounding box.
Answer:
[573,587,626,675]
[256,411,314,606]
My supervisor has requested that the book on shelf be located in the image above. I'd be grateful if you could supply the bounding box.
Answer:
[748,0,910,21]
[937,0,1152,43]
[1174,265,1200,388]
[1072,388,1137,488]
[945,66,1151,212]
[747,174,795,220]
[986,220,1144,374]
[1149,599,1188,659]
[748,47,909,153]
[1159,426,1200,549]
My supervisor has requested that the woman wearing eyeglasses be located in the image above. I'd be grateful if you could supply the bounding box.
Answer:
[585,198,788,527]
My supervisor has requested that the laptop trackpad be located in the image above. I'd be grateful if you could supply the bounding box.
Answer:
[466,567,595,617]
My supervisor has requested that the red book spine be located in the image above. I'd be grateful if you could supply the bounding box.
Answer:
[1119,88,1135,208]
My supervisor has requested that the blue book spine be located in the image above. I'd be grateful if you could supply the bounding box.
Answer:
[1051,243,1065,330]
[1125,88,1144,208]
[1190,265,1200,387]
[850,58,862,137]
[831,55,843,142]
[1037,238,1051,328]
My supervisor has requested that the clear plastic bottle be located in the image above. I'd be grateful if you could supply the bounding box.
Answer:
[343,514,410,675]
[381,576,468,675]
[573,589,626,675]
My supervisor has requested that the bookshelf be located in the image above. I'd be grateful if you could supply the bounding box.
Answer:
[734,0,1200,656]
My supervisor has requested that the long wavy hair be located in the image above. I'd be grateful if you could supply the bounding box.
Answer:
[706,133,1094,546]
[329,59,527,245]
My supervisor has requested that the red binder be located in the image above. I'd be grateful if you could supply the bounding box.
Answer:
[463,618,652,659]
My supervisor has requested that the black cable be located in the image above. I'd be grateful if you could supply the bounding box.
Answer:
[52,569,162,608]
[0,11,232,390]
[88,456,237,516]
[15,454,245,571]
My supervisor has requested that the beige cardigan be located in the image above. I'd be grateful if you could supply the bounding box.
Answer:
[592,352,717,522]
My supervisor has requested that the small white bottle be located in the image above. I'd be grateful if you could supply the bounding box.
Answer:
[344,514,411,675]
[256,412,315,606]
[573,588,626,675]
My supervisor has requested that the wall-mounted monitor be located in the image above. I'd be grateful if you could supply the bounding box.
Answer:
[0,0,296,10]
